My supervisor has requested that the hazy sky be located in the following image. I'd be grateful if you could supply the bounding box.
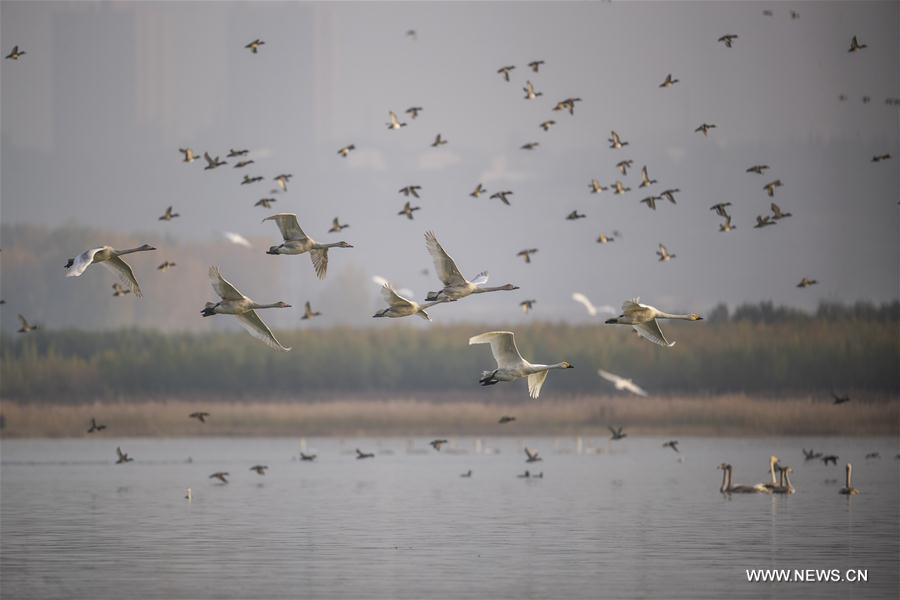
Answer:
[1,1,898,329]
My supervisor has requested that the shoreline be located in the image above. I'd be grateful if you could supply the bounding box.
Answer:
[2,395,898,438]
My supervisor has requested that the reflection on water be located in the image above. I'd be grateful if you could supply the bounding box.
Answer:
[1,437,898,599]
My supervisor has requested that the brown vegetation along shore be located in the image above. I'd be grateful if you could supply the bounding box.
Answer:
[1,395,897,438]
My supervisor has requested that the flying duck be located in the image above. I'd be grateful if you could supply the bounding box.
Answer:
[245,39,265,53]
[157,261,176,271]
[329,217,349,233]
[234,160,255,168]
[301,301,321,320]
[189,412,210,423]
[250,465,269,475]
[520,300,537,314]
[566,210,586,220]
[718,34,738,48]
[159,206,180,221]
[5,45,25,60]
[763,180,783,196]
[337,144,356,157]
[356,449,374,459]
[770,203,792,219]
[116,447,134,464]
[497,65,516,81]
[17,314,39,333]
[608,131,629,149]
[399,185,422,198]
[616,160,633,175]
[521,142,539,150]
[431,133,448,147]
[470,183,487,198]
[589,179,607,193]
[405,107,423,119]
[88,418,107,433]
[398,201,420,220]
[498,416,516,424]
[695,123,716,136]
[242,175,263,185]
[523,80,542,100]
[490,190,513,205]
[656,243,676,262]
[539,120,556,131]
[255,198,276,209]
[608,426,627,440]
[527,60,545,72]
[227,149,249,157]
[525,448,542,463]
[386,111,407,129]
[754,215,777,228]
[179,148,199,163]
[848,35,867,52]
[209,471,229,483]
[659,73,679,88]
[516,248,538,263]
[639,166,657,188]
[430,439,448,451]
[746,164,769,174]
[203,152,227,170]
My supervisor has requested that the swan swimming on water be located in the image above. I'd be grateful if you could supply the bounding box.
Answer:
[469,331,573,399]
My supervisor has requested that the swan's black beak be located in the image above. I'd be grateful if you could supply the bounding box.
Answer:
[604,318,617,324]
[64,259,74,268]
[266,248,278,255]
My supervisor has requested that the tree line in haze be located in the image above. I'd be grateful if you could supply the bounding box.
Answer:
[2,301,898,402]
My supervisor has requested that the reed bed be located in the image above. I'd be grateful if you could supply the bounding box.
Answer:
[1,394,897,438]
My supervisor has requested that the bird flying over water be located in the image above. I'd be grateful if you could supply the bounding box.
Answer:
[431,133,448,147]
[608,131,629,149]
[398,201,420,220]
[405,107,423,119]
[245,39,265,53]
[605,298,703,347]
[609,426,627,440]
[470,183,487,198]
[158,206,179,221]
[356,449,374,459]
[157,261,176,271]
[516,249,538,263]
[616,160,634,175]
[520,300,536,314]
[498,416,516,424]
[710,202,732,218]
[242,175,263,185]
[337,144,356,157]
[639,166,657,188]
[424,231,518,302]
[263,213,353,278]
[250,465,269,475]
[179,148,199,163]
[386,111,407,129]
[663,441,679,453]
[5,45,25,60]
[525,447,543,463]
[490,190,513,205]
[848,35,867,52]
[203,152,226,170]
[116,447,134,464]
[796,277,818,288]
[301,301,321,320]
[598,369,648,396]
[201,266,292,352]
[770,203,792,220]
[430,439,448,451]
[539,120,556,131]
[65,245,156,297]
[754,215,777,228]
[528,60,544,72]
[210,471,229,483]
[523,80,542,100]
[656,244,675,262]
[832,392,850,405]
[88,418,107,433]
[329,217,349,233]
[718,34,738,48]
[399,185,422,198]
[190,412,210,423]
[469,331,573,399]
[659,73,679,88]
[497,65,516,81]
[17,314,39,333]
[589,179,607,194]
[763,180,783,197]
[234,160,255,168]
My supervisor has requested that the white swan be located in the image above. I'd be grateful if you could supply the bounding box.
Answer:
[371,276,413,300]
[571,292,616,317]
[597,369,648,396]
[839,463,860,495]
[424,231,518,302]
[263,213,353,279]
[373,284,437,320]
[65,244,156,297]
[223,231,253,248]
[605,298,703,347]
[469,331,573,399]
[201,266,291,351]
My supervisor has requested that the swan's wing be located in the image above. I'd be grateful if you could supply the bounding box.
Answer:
[310,249,328,279]
[528,370,550,399]
[223,232,252,248]
[372,275,389,287]
[236,310,291,352]
[66,247,104,277]
[468,331,526,369]
[622,380,648,396]
[101,256,143,298]
[208,266,246,301]
[380,284,414,309]
[424,231,467,287]
[17,314,29,328]
[572,292,597,316]
[469,271,489,286]
[632,320,675,347]
[597,369,622,385]
[622,298,642,313]
[263,213,309,242]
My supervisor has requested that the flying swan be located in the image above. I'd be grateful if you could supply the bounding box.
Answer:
[201,266,292,351]
[424,231,518,302]
[65,244,156,297]
[605,298,702,347]
[263,213,353,279]
[469,331,573,399]
[597,369,648,396]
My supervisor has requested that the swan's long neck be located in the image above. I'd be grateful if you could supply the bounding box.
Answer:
[769,457,778,485]
[725,466,733,491]
[473,285,512,293]
[783,470,793,492]
[314,242,347,249]
[845,464,852,488]
[116,246,152,255]
[720,468,729,493]
[531,362,569,372]
[250,302,284,309]
[656,311,695,320]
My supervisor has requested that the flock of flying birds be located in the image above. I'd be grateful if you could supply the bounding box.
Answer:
[4,15,896,492]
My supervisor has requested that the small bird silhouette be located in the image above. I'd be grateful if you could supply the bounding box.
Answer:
[609,426,627,440]
[245,39,265,54]
[718,34,738,48]
[337,144,356,157]
[250,465,269,475]
[516,248,538,263]
[189,412,210,423]
[159,206,180,221]
[497,65,516,81]
[5,45,26,60]
[430,439,449,451]
[209,471,229,483]
[398,201,420,220]
[88,418,107,433]
[525,448,542,463]
[116,447,134,464]
[498,416,516,424]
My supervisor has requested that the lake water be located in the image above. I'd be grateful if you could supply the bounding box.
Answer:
[1,436,898,599]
